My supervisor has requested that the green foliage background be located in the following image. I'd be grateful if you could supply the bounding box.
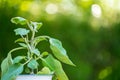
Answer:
[1,0,120,80]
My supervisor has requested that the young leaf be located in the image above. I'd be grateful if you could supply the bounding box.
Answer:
[15,38,24,43]
[18,43,27,47]
[41,51,49,57]
[25,67,31,73]
[31,48,40,56]
[42,55,69,80]
[14,28,30,36]
[1,64,24,80]
[49,38,75,66]
[13,56,25,64]
[1,53,13,76]
[11,17,27,25]
[27,59,39,70]
[31,21,43,32]
[33,36,47,46]
[37,67,52,74]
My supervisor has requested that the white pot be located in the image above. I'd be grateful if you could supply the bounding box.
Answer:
[16,74,53,80]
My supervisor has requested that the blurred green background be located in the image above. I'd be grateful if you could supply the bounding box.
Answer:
[1,0,120,80]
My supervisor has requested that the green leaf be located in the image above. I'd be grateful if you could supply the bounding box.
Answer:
[25,67,31,73]
[49,38,75,66]
[13,56,25,64]
[41,51,49,57]
[37,67,52,75]
[1,47,25,76]
[33,36,47,46]
[31,21,43,32]
[1,64,24,80]
[31,48,40,56]
[27,59,39,70]
[11,17,27,25]
[14,28,30,36]
[15,38,24,43]
[18,43,27,47]
[42,55,69,80]
[1,53,13,76]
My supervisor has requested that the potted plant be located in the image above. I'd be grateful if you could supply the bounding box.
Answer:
[1,17,75,80]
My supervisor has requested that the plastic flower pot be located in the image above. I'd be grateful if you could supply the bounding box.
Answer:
[16,74,53,80]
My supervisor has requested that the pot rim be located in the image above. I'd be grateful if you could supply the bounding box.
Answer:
[18,74,53,76]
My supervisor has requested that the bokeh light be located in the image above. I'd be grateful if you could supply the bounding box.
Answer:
[20,1,32,11]
[91,4,102,18]
[45,3,58,14]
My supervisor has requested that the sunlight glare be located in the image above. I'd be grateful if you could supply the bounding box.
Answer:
[91,4,102,18]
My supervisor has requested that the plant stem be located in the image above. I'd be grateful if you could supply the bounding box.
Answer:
[21,35,31,52]
[27,21,33,31]
[31,31,35,41]
[8,47,25,54]
[36,56,42,60]
[23,57,32,65]
[20,35,33,59]
[40,35,50,39]
[30,31,35,49]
